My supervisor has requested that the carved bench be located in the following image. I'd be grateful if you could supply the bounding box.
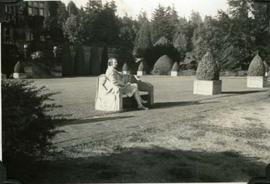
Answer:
[95,74,153,112]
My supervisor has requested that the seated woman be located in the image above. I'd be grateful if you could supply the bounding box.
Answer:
[105,58,148,110]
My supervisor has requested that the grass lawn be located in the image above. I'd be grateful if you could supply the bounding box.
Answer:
[22,76,270,183]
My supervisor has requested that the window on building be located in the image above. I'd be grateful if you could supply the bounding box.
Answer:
[28,7,33,15]
[27,2,46,16]
[39,9,44,16]
[33,8,39,16]
[33,2,38,7]
[39,2,44,8]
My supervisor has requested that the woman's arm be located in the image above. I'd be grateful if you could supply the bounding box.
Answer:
[109,71,125,88]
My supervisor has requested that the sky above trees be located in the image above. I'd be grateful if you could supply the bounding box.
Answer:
[61,0,229,19]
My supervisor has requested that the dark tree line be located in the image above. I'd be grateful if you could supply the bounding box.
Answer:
[45,0,270,71]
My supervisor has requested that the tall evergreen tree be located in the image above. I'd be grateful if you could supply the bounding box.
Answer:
[151,5,178,43]
[252,1,270,61]
[67,1,79,15]
[133,20,152,57]
[63,14,82,45]
[80,0,119,46]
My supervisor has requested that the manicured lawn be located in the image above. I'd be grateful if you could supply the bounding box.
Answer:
[25,76,270,183]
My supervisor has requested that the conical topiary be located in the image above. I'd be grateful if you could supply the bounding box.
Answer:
[196,51,219,80]
[248,54,265,76]
[122,62,129,72]
[14,61,25,73]
[171,62,179,72]
[264,61,268,73]
[138,62,144,72]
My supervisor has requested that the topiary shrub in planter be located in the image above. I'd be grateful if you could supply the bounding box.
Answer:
[171,62,179,76]
[247,54,266,88]
[137,62,145,76]
[122,62,130,75]
[13,61,26,79]
[193,51,221,95]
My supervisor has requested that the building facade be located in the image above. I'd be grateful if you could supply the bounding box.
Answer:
[0,0,50,76]
[1,1,49,45]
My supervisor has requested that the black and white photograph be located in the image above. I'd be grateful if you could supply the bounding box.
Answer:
[0,0,270,183]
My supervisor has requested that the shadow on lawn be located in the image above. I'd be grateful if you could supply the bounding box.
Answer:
[152,101,218,109]
[19,147,267,184]
[55,115,135,127]
[222,90,268,95]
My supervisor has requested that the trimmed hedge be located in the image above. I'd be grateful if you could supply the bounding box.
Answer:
[248,54,265,76]
[14,61,25,73]
[152,55,173,75]
[196,51,219,80]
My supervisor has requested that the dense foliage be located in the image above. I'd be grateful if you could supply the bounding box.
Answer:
[2,80,58,163]
[196,52,220,80]
[16,0,269,73]
[248,54,265,76]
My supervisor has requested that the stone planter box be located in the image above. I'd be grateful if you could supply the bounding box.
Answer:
[171,71,178,77]
[137,71,145,76]
[193,80,222,95]
[247,76,266,88]
[13,73,27,79]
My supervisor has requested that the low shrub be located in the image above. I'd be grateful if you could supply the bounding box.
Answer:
[2,80,58,164]
[180,52,197,70]
[196,51,219,80]
[248,54,265,76]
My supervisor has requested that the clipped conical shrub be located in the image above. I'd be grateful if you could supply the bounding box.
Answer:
[138,62,144,71]
[248,54,265,76]
[122,62,129,72]
[14,61,25,73]
[196,51,219,80]
[171,62,179,72]
[264,61,268,73]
